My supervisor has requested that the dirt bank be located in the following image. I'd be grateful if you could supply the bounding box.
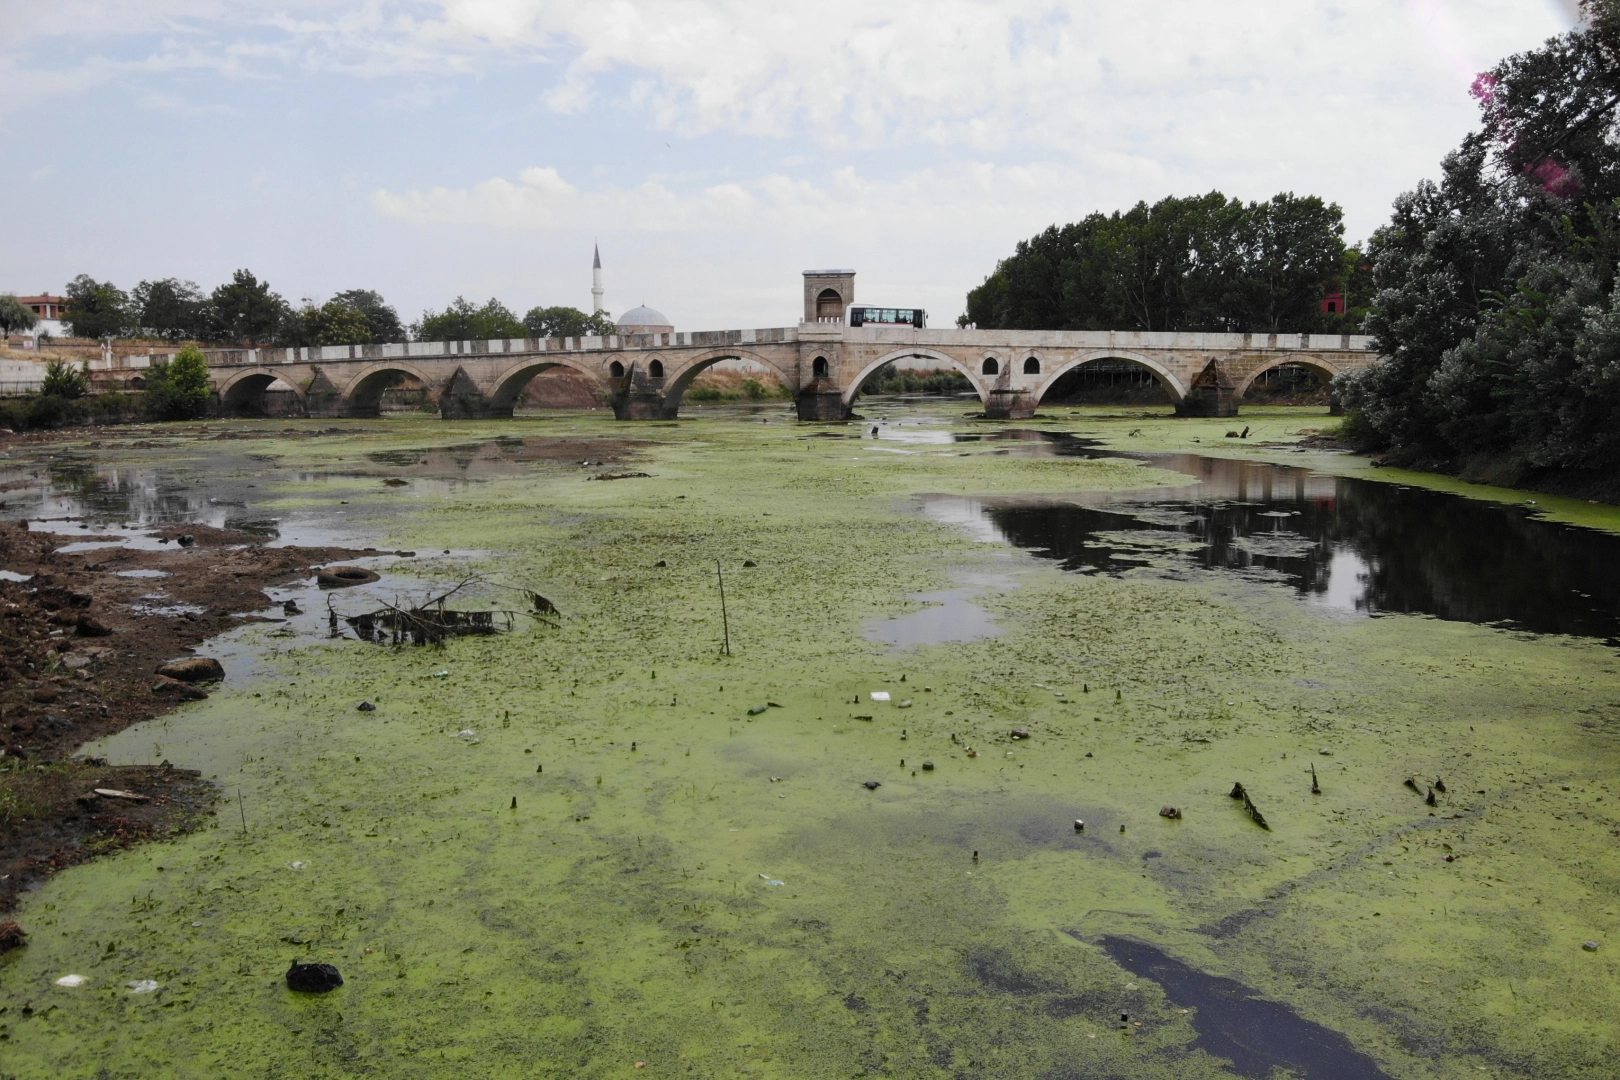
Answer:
[0,518,383,923]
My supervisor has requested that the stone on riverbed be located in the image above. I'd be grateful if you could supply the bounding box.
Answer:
[155,657,225,683]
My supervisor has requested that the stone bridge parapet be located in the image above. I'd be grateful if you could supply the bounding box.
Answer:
[121,326,1380,421]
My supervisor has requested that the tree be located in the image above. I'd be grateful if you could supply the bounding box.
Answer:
[1337,0,1620,474]
[963,193,1346,333]
[131,278,207,341]
[63,275,130,339]
[288,300,373,346]
[523,305,617,338]
[209,270,288,345]
[143,345,212,420]
[40,359,89,399]
[330,289,404,343]
[0,295,37,337]
[412,297,527,342]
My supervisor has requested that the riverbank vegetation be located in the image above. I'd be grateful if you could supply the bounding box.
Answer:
[1336,1,1620,501]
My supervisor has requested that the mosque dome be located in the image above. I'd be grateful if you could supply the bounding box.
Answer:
[616,305,673,334]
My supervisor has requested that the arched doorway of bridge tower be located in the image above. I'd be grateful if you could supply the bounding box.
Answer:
[219,372,306,418]
[663,355,793,419]
[488,361,610,415]
[1036,356,1185,413]
[1239,359,1336,410]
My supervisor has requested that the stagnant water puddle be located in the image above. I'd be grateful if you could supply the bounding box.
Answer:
[920,432,1620,644]
[1089,936,1394,1080]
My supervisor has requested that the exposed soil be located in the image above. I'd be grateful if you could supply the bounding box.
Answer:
[0,518,384,928]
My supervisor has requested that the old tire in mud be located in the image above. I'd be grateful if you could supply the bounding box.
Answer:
[317,566,380,588]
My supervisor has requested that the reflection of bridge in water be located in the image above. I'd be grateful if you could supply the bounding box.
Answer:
[121,324,1376,422]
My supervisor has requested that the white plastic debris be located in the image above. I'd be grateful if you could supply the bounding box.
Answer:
[870,691,891,702]
[289,861,307,870]
[55,974,87,987]
[127,980,160,994]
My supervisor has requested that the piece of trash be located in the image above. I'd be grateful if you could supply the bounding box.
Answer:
[155,656,225,683]
[1074,819,1084,831]
[93,788,150,802]
[967,749,979,758]
[766,701,783,708]
[863,781,881,790]
[432,671,449,678]
[769,776,781,782]
[1159,806,1182,820]
[1583,940,1601,951]
[742,560,757,567]
[316,565,380,588]
[55,974,87,987]
[636,1063,647,1070]
[922,762,935,771]
[127,979,159,994]
[357,700,375,712]
[747,705,768,716]
[897,700,913,709]
[177,534,196,547]
[282,599,302,615]
[1319,748,1333,756]
[289,861,306,869]
[286,961,344,993]
[870,691,890,702]
[853,714,873,721]
[455,729,478,739]
[1010,727,1031,740]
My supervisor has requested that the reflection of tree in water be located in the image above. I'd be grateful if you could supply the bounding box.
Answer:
[44,462,205,524]
[986,465,1620,643]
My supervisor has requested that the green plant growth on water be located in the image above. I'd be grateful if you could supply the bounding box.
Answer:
[1,407,1617,1079]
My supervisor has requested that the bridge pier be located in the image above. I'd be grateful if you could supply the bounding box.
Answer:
[983,388,1036,420]
[1176,359,1240,418]
[796,380,848,421]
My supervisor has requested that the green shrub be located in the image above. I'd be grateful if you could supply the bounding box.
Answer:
[144,345,212,420]
[1331,408,1386,453]
[41,360,89,400]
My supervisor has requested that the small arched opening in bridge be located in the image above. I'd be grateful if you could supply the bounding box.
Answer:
[1035,354,1188,412]
[340,365,436,418]
[648,359,665,379]
[812,356,829,379]
[219,372,306,418]
[1023,356,1040,374]
[816,289,843,320]
[982,357,1000,376]
[1238,359,1337,406]
[666,354,793,413]
[488,360,609,416]
[609,360,625,378]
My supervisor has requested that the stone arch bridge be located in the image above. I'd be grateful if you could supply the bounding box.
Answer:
[126,325,1378,421]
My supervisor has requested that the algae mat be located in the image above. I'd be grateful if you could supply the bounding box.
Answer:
[2,409,1617,1079]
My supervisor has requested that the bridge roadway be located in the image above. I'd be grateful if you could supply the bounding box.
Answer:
[132,324,1379,421]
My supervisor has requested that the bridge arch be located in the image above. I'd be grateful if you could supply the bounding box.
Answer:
[842,349,989,407]
[338,361,438,417]
[1033,350,1190,409]
[1235,355,1342,400]
[660,349,798,415]
[487,357,611,415]
[217,368,307,417]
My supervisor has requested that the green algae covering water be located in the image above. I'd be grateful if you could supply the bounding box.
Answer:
[2,406,1618,1079]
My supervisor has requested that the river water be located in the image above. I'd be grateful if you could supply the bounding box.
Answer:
[1,407,1616,1080]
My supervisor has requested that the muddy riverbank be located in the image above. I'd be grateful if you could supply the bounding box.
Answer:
[0,407,1615,1079]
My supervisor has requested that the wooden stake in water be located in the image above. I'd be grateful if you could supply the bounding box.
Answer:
[716,560,732,656]
[238,789,247,837]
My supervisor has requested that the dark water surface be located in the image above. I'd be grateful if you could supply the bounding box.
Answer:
[921,431,1620,644]
[1092,936,1395,1080]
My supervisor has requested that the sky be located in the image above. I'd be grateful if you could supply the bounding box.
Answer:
[0,0,1579,331]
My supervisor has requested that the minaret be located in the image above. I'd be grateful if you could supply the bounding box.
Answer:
[591,243,604,314]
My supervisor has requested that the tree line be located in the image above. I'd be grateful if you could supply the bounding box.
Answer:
[1335,0,1620,483]
[963,192,1369,334]
[49,271,615,347]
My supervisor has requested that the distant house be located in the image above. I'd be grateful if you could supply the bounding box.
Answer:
[10,293,70,344]
[1320,292,1346,316]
